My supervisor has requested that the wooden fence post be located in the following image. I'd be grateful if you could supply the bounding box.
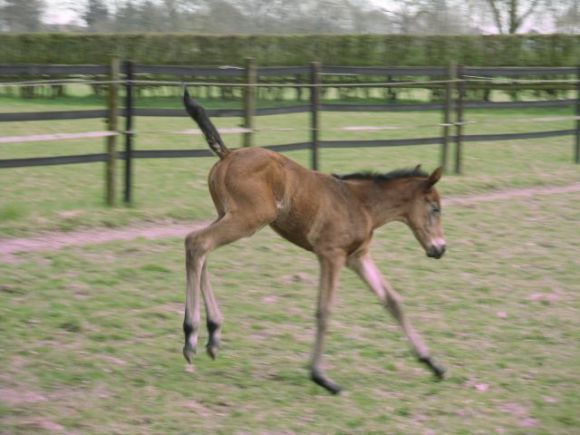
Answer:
[441,62,455,172]
[105,57,120,206]
[243,57,257,147]
[123,60,135,204]
[454,64,465,175]
[310,61,321,171]
[575,65,579,164]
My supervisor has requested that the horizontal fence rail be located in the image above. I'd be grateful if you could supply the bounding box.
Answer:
[0,110,109,122]
[133,65,246,77]
[463,100,576,109]
[464,67,577,76]
[321,66,447,76]
[1,61,579,205]
[0,153,108,169]
[257,66,311,76]
[461,129,575,142]
[0,64,109,75]
[0,131,117,144]
[321,102,445,112]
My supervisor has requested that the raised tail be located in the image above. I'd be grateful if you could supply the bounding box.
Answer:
[183,87,230,159]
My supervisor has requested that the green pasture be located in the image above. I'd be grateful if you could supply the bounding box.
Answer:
[1,94,579,433]
[1,93,579,237]
[1,189,579,433]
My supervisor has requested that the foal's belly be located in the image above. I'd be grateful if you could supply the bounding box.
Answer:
[269,221,314,252]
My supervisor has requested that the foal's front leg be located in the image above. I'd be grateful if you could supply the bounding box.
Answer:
[310,251,345,394]
[348,253,446,379]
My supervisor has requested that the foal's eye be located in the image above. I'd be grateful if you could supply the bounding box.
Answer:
[431,204,441,215]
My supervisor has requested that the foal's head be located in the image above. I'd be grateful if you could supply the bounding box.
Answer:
[403,166,446,259]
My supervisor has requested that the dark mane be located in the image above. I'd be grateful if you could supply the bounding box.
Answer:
[332,167,428,182]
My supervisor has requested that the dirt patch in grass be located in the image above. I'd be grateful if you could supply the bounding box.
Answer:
[2,183,579,263]
[0,221,207,263]
[2,417,66,433]
[444,182,580,206]
[500,402,539,428]
[0,388,47,406]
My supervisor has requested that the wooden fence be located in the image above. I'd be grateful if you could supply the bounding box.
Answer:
[0,61,578,205]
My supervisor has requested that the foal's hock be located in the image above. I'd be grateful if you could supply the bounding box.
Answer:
[181,89,447,394]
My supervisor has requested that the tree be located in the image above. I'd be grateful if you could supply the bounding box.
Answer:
[83,0,109,30]
[202,0,247,33]
[114,0,140,31]
[551,0,580,33]
[1,0,44,32]
[484,0,545,33]
[133,0,157,30]
[162,0,181,30]
[379,0,430,34]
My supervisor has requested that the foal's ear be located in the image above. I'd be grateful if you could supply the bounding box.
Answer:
[426,166,444,189]
[415,164,422,172]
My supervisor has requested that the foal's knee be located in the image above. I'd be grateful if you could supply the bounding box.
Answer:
[184,232,200,252]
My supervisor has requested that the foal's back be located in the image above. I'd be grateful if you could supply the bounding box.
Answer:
[209,147,371,253]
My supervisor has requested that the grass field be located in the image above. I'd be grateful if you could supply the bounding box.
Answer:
[1,94,579,433]
[0,94,578,237]
[1,189,579,433]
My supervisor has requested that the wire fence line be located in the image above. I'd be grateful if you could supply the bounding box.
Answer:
[4,115,578,144]
[0,123,460,142]
[0,78,464,89]
[0,79,125,88]
[462,76,579,84]
[0,77,578,89]
[0,61,579,206]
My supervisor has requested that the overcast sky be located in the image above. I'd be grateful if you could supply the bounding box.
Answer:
[40,0,557,33]
[43,0,83,25]
[42,0,395,26]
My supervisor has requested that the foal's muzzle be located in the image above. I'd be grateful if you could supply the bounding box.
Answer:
[427,244,446,259]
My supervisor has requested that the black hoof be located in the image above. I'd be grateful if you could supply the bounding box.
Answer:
[183,344,196,364]
[419,356,446,379]
[310,370,342,395]
[206,321,220,360]
[206,344,218,360]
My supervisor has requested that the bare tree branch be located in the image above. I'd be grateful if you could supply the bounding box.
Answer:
[486,0,506,33]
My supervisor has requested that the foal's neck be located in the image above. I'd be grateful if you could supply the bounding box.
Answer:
[348,178,418,229]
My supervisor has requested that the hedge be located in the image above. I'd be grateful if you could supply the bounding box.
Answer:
[0,33,578,66]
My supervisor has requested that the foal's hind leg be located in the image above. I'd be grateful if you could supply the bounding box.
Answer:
[200,261,223,359]
[348,253,445,379]
[183,214,270,363]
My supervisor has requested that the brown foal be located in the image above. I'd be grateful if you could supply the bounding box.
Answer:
[182,89,447,394]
